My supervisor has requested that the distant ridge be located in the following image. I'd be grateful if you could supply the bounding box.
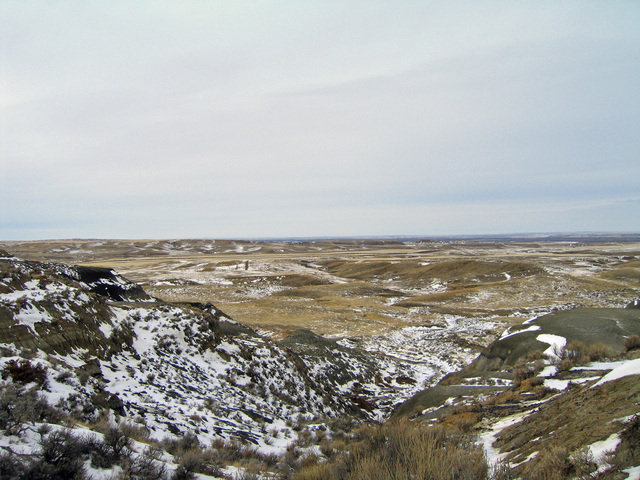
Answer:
[248,232,640,243]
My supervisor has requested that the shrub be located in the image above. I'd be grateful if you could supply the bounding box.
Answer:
[293,420,488,480]
[511,364,536,389]
[2,359,48,386]
[559,341,612,367]
[570,447,597,478]
[0,384,59,435]
[614,414,640,468]
[625,335,640,352]
[120,447,169,480]
[0,452,22,480]
[30,429,89,480]
[294,462,340,480]
[103,423,133,462]
[490,460,517,480]
[160,432,201,456]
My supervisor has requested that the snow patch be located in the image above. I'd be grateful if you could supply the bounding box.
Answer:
[500,324,541,340]
[480,411,532,467]
[623,466,640,480]
[591,358,640,388]
[536,334,567,358]
[588,433,621,471]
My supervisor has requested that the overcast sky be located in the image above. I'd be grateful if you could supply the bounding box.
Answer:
[1,2,639,240]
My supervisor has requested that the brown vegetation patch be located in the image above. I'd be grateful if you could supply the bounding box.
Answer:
[495,374,640,475]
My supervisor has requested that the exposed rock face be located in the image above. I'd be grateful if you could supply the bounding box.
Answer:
[0,258,124,356]
[69,265,152,302]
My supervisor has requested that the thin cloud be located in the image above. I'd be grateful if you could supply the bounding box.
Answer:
[1,2,639,240]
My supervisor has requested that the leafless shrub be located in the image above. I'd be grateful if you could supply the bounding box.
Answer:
[32,429,90,480]
[511,363,536,389]
[119,420,151,443]
[170,449,204,480]
[102,423,133,462]
[120,446,169,480]
[625,335,640,352]
[294,420,488,480]
[0,451,22,480]
[613,414,640,468]
[160,431,200,456]
[1,359,48,386]
[490,460,517,480]
[571,447,597,478]
[558,341,612,370]
[54,370,74,384]
[523,446,572,480]
[0,384,59,435]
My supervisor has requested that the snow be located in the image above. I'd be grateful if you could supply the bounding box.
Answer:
[591,358,640,388]
[98,321,114,338]
[538,365,557,377]
[500,324,541,340]
[588,433,621,471]
[13,303,54,333]
[480,411,532,466]
[623,466,640,480]
[536,334,567,358]
[575,360,627,371]
[544,377,599,391]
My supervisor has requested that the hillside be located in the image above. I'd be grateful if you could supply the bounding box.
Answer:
[391,305,640,478]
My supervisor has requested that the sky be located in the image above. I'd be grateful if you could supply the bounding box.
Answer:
[1,1,639,240]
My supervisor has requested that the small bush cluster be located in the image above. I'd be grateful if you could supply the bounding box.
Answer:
[519,446,597,480]
[292,420,488,480]
[0,384,59,435]
[511,363,538,389]
[624,335,640,352]
[0,423,182,480]
[1,359,48,386]
[611,414,640,470]
[555,341,612,372]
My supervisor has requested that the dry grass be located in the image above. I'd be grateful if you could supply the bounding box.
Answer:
[3,239,639,339]
[293,420,488,480]
[495,374,640,476]
[555,341,614,372]
[625,335,640,352]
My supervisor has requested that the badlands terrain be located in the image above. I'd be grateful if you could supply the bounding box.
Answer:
[1,235,639,479]
[4,235,639,388]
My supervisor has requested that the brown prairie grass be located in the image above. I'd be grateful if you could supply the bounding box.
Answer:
[556,341,613,372]
[293,420,488,480]
[625,335,640,352]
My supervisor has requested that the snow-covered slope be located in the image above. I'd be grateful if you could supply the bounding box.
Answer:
[0,256,358,452]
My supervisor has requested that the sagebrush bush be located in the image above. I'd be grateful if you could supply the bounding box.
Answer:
[0,384,59,435]
[511,360,543,389]
[120,447,169,480]
[613,414,640,468]
[293,420,488,480]
[521,445,597,480]
[522,446,572,480]
[1,359,48,385]
[625,335,640,352]
[557,341,612,370]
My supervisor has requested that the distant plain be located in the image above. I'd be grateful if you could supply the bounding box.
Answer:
[3,236,639,346]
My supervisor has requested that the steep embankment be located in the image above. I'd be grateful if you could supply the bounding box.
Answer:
[0,254,361,450]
